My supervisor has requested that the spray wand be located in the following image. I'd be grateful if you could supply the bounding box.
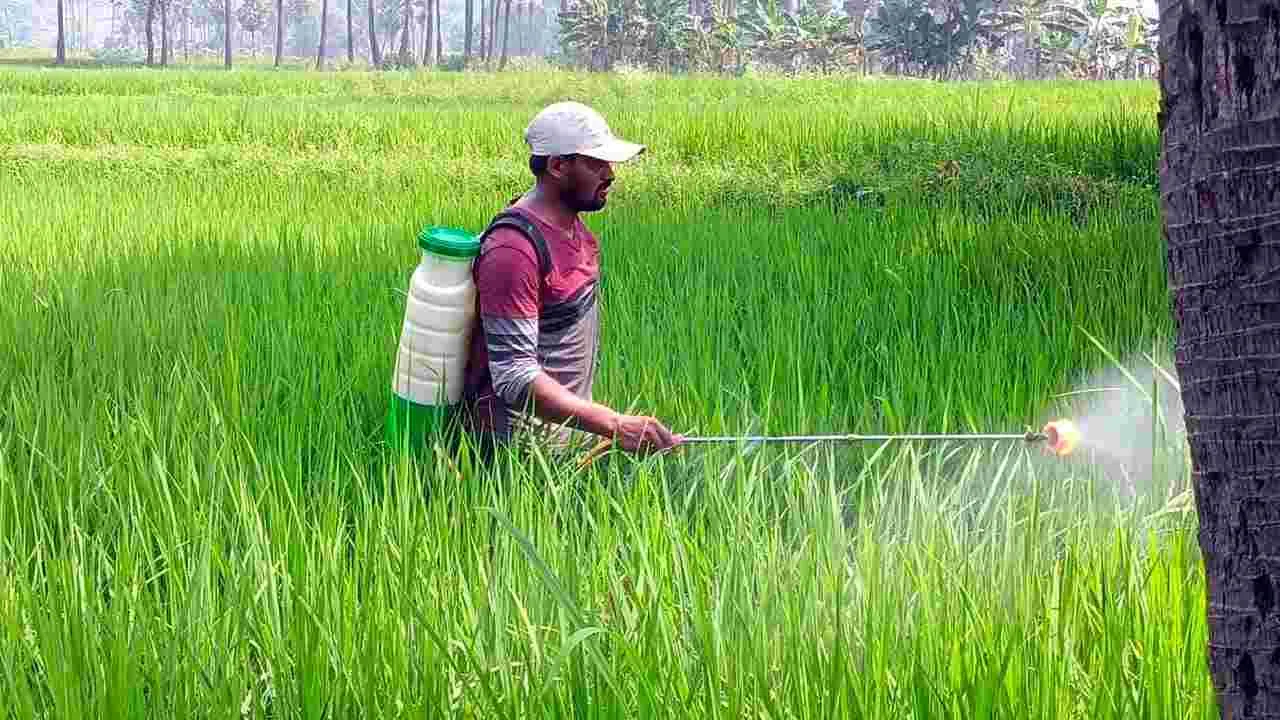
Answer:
[576,420,1080,469]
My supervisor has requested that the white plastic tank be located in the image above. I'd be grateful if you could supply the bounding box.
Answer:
[387,225,481,450]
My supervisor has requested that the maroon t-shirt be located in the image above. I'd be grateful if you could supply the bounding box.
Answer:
[461,202,601,445]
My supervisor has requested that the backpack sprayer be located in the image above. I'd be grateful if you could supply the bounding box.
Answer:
[574,419,1082,469]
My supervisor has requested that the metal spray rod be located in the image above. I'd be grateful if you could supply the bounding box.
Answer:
[576,421,1081,469]
[679,431,1048,444]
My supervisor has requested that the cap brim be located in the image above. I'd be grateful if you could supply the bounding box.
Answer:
[578,138,646,163]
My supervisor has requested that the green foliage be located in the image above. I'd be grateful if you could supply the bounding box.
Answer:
[737,0,863,73]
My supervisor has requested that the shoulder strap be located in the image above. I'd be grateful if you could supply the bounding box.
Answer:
[479,207,553,281]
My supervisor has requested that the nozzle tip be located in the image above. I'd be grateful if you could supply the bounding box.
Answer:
[1042,419,1080,456]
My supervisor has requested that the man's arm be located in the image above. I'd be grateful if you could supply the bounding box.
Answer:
[524,373,679,451]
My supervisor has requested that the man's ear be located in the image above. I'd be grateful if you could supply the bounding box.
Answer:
[545,154,566,180]
[546,154,577,180]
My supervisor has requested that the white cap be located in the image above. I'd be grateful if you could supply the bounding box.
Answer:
[524,101,645,163]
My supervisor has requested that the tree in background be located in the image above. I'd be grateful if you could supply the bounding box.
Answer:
[56,0,66,61]
[317,0,328,66]
[275,0,284,62]
[31,0,1162,76]
[237,0,266,54]
[1157,0,1280,714]
[223,0,231,65]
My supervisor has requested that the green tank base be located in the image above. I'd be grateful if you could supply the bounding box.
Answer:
[386,392,457,455]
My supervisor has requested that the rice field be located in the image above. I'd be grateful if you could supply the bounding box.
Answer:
[0,66,1213,718]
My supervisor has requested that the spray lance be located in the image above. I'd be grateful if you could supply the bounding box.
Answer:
[576,419,1081,469]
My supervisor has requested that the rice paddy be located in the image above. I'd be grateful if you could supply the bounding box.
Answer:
[0,66,1212,718]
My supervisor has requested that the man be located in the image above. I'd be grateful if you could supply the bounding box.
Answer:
[460,101,684,461]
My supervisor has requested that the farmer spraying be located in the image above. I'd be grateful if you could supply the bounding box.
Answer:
[458,101,684,460]
[389,101,1083,464]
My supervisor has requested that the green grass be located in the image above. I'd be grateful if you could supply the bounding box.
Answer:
[0,66,1213,718]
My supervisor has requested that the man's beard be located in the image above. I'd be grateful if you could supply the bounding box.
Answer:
[567,182,609,212]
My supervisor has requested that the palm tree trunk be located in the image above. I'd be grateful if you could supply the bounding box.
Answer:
[498,0,511,68]
[479,0,486,60]
[1158,0,1280,716]
[275,0,284,66]
[398,0,412,62]
[55,0,66,63]
[347,0,354,62]
[464,0,473,62]
[223,0,232,67]
[317,0,329,68]
[144,0,155,64]
[434,0,441,61]
[367,0,381,65]
[488,0,499,60]
[423,0,434,64]
[160,0,169,66]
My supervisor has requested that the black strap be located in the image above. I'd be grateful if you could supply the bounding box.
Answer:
[479,207,553,281]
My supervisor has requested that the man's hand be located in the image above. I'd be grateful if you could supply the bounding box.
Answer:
[609,413,684,454]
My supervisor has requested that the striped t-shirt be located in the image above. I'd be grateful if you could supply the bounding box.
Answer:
[460,202,601,447]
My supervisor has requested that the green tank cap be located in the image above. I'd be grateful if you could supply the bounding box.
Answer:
[418,226,480,260]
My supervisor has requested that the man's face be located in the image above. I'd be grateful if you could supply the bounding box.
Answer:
[554,154,615,213]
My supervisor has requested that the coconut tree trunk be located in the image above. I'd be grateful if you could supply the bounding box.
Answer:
[55,0,66,63]
[399,0,414,63]
[1157,0,1280,716]
[520,0,528,55]
[498,0,511,68]
[223,0,232,67]
[368,0,381,65]
[160,0,170,65]
[488,0,499,59]
[275,0,283,65]
[144,0,155,64]
[434,0,441,61]
[423,0,434,63]
[347,0,353,62]
[317,0,329,68]
[464,0,473,61]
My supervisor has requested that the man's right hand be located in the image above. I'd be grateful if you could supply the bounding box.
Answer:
[610,413,684,454]
[524,373,684,455]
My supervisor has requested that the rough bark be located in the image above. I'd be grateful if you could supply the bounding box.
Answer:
[1158,0,1280,716]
